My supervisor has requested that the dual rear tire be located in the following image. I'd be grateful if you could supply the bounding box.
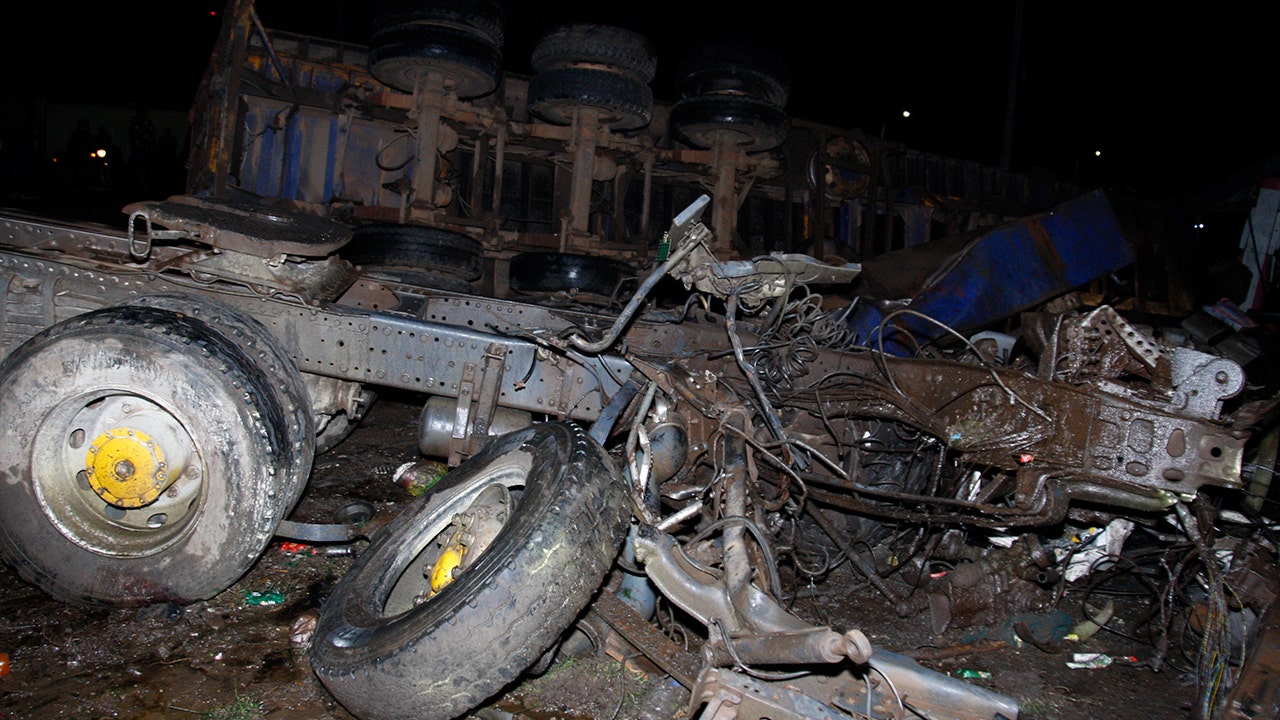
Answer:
[369,0,505,98]
[528,24,656,131]
[0,299,315,605]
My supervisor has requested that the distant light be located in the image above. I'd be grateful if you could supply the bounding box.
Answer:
[1194,222,1205,230]
[210,10,217,16]
[95,149,106,158]
[902,111,911,118]
[1094,150,1102,157]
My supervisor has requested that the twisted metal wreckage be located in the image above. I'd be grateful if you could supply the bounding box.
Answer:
[1,187,1276,720]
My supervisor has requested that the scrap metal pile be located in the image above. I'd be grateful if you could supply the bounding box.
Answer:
[303,195,1278,720]
[4,1,1276,717]
[1,189,1276,720]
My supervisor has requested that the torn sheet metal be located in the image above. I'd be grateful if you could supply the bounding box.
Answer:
[847,190,1136,355]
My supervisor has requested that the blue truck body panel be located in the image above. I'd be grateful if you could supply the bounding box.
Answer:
[847,189,1135,355]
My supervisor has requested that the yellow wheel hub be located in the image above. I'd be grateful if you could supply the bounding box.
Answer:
[429,544,466,594]
[424,487,510,599]
[85,428,171,508]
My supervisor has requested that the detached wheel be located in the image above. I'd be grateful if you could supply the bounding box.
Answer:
[0,306,299,605]
[310,422,629,720]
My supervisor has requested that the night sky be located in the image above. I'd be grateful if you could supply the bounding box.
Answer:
[8,1,1274,197]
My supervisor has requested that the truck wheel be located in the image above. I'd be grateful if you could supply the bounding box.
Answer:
[0,306,298,605]
[531,23,656,83]
[310,422,629,720]
[509,251,634,301]
[344,223,486,282]
[370,23,502,98]
[126,294,315,510]
[372,0,505,49]
[669,94,789,153]
[675,43,791,107]
[528,66,653,130]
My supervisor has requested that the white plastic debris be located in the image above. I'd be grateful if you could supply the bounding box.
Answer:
[1066,653,1113,669]
[987,534,1018,549]
[1059,518,1134,583]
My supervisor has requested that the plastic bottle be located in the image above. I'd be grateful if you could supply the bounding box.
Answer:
[393,460,450,497]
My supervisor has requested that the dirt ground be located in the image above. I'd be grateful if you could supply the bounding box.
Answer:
[0,391,1203,720]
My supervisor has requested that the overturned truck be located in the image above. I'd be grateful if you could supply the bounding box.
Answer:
[0,185,1270,720]
[4,0,1278,718]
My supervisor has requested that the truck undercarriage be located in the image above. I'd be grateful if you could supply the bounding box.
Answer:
[1,190,1275,720]
[2,1,1278,718]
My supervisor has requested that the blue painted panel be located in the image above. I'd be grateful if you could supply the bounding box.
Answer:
[236,97,406,207]
[846,190,1135,355]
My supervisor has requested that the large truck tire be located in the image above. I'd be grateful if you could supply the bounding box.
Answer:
[531,23,656,83]
[344,223,486,283]
[0,306,302,605]
[370,23,503,98]
[126,293,315,509]
[310,422,629,720]
[528,66,654,130]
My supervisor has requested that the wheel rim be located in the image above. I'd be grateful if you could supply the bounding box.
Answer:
[325,449,535,645]
[384,482,512,614]
[32,391,205,557]
[378,453,530,619]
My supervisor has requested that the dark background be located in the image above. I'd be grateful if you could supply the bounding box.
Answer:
[2,0,1269,215]
[6,1,1273,198]
[0,3,1276,361]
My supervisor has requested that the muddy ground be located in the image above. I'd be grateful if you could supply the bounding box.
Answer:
[0,390,1203,720]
